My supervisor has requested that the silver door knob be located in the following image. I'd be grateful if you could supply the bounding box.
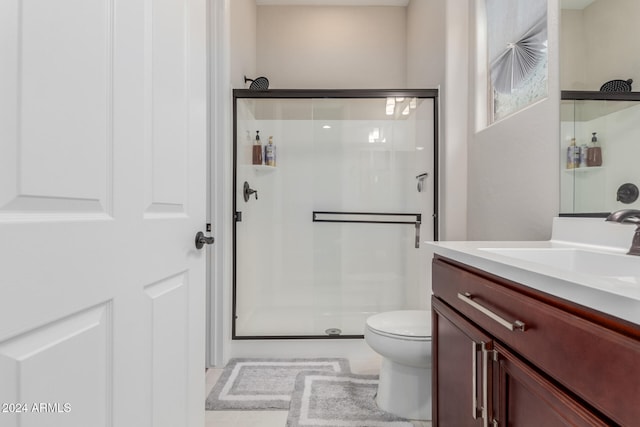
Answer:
[195,231,215,249]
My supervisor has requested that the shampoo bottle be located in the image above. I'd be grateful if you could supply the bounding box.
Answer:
[265,136,276,166]
[252,131,263,165]
[587,132,602,167]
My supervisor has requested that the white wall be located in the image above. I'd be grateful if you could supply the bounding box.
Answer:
[230,0,257,88]
[561,0,640,91]
[465,0,560,241]
[256,6,407,89]
[406,0,446,88]
[254,2,448,89]
[439,0,469,241]
[559,8,587,89]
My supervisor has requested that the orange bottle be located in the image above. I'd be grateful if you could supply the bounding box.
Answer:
[586,132,602,167]
[252,131,262,165]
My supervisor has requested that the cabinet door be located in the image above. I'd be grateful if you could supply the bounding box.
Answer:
[433,255,640,425]
[493,343,610,427]
[433,297,493,427]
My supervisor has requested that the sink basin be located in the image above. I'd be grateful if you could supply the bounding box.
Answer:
[479,248,640,279]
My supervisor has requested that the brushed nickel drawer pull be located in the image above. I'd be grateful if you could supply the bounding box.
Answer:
[458,292,526,332]
[472,342,480,420]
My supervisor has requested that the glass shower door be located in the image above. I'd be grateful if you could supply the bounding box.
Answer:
[233,91,438,338]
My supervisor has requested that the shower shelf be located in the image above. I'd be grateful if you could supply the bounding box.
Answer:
[253,165,277,173]
[563,166,603,173]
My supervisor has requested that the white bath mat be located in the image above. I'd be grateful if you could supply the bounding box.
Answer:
[205,358,351,410]
[286,371,413,427]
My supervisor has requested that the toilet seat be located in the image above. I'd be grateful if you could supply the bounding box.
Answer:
[366,310,431,340]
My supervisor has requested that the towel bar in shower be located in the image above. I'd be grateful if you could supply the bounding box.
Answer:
[312,211,422,248]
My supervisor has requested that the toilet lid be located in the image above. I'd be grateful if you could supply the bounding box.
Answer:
[366,310,431,338]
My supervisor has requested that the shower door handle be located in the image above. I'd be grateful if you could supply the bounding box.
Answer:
[414,214,421,248]
[312,211,422,249]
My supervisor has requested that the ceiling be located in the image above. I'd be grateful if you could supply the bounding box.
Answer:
[255,0,410,6]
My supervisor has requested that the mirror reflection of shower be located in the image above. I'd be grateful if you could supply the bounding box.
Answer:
[233,90,438,338]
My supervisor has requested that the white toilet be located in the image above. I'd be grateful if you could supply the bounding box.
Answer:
[364,310,432,421]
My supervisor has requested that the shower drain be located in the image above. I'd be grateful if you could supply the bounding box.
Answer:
[325,328,342,336]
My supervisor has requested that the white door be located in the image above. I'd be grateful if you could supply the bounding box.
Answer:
[0,0,208,426]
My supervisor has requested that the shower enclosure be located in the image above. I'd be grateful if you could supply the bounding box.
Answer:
[233,89,438,339]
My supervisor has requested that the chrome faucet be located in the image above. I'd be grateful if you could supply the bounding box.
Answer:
[605,209,640,256]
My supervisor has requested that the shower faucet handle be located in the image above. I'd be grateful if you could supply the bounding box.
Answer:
[416,173,429,192]
[243,181,258,202]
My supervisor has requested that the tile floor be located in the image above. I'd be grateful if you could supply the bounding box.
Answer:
[204,357,432,427]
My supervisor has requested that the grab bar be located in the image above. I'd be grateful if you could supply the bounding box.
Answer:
[312,211,422,248]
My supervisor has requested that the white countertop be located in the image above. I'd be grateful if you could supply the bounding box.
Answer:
[426,217,640,326]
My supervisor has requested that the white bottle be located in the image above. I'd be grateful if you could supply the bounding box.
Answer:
[566,138,577,169]
[265,136,276,166]
[579,144,588,168]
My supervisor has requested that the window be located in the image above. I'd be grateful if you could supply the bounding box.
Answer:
[486,0,548,123]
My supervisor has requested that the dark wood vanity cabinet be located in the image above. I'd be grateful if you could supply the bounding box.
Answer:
[433,298,492,426]
[432,255,640,427]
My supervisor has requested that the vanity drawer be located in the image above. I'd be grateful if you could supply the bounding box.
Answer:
[432,256,640,426]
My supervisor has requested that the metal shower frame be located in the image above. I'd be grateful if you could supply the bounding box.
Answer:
[231,88,440,340]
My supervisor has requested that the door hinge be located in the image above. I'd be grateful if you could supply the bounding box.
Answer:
[235,211,242,222]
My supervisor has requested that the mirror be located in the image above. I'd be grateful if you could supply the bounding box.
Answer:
[560,0,640,216]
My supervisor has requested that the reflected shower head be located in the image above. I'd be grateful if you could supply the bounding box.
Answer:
[244,75,270,90]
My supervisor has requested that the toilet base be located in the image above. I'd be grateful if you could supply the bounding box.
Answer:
[375,358,431,421]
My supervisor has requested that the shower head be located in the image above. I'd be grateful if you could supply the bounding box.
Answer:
[244,75,270,90]
[600,78,633,92]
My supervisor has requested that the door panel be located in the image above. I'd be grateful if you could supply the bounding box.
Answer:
[145,273,189,427]
[0,0,207,426]
[432,297,492,427]
[0,304,111,426]
[144,0,189,216]
[494,343,609,427]
[0,0,112,218]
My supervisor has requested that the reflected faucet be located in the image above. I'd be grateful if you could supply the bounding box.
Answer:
[605,209,640,256]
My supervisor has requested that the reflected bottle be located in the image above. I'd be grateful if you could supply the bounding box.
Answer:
[587,132,602,167]
[252,130,263,165]
[566,138,577,169]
